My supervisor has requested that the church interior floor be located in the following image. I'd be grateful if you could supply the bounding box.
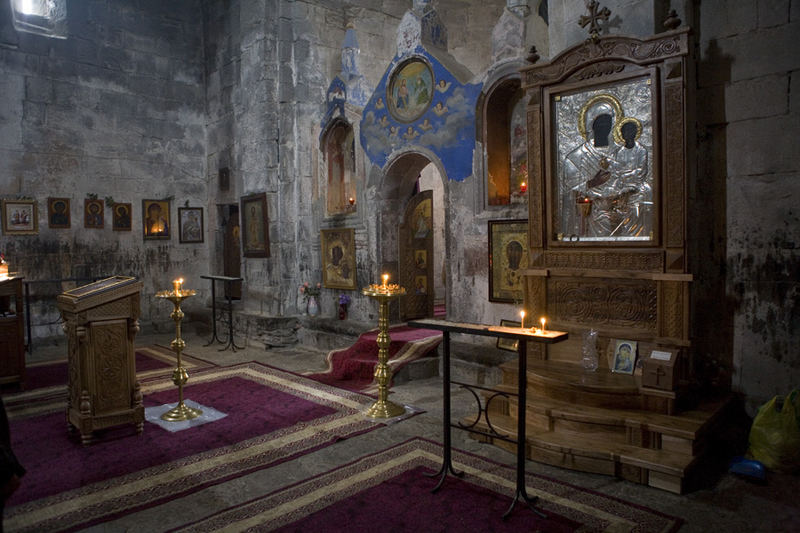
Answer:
[16,325,800,532]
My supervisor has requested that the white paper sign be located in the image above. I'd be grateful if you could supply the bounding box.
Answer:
[650,350,672,361]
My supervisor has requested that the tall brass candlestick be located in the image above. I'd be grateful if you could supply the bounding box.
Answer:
[362,281,407,418]
[156,286,202,421]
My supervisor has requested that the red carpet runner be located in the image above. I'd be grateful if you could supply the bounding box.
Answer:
[305,325,442,393]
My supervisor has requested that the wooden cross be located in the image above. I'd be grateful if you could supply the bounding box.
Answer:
[579,0,611,40]
[653,365,666,386]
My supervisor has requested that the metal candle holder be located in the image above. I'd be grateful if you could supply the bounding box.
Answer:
[361,282,407,418]
[155,286,202,421]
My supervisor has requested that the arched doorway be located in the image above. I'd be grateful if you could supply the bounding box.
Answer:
[416,163,445,317]
[378,152,447,321]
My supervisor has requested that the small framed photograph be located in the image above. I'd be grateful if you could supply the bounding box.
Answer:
[1,199,38,235]
[240,193,269,257]
[320,227,356,290]
[47,198,70,229]
[496,319,521,352]
[143,199,171,239]
[112,203,132,231]
[611,339,638,374]
[488,219,529,303]
[178,207,204,243]
[84,199,104,229]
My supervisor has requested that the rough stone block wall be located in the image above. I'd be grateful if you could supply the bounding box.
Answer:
[0,0,208,335]
[693,0,800,410]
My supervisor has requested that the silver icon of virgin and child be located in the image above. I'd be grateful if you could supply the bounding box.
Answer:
[553,76,653,242]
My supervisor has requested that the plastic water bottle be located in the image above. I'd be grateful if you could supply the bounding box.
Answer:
[581,329,599,372]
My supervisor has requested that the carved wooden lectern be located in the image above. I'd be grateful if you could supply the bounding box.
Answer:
[57,276,144,444]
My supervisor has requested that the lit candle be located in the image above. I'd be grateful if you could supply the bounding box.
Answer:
[348,196,355,206]
[540,317,546,333]
[519,181,527,193]
[519,310,525,329]
[382,274,389,289]
[173,278,183,295]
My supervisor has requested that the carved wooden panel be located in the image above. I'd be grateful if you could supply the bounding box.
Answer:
[664,81,685,249]
[527,103,543,251]
[545,251,663,271]
[550,279,658,331]
[569,61,627,84]
[660,281,685,339]
[524,275,546,316]
[88,299,131,321]
[93,320,131,413]
[523,32,689,87]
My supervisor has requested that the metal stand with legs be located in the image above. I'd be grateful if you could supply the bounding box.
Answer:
[407,318,568,521]
[201,275,244,352]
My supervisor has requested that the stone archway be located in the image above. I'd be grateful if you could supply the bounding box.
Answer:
[377,151,448,320]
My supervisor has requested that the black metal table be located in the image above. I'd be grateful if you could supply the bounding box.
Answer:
[407,318,568,520]
[201,275,244,352]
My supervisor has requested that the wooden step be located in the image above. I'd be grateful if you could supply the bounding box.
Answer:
[501,360,643,409]
[484,383,731,454]
[466,413,698,494]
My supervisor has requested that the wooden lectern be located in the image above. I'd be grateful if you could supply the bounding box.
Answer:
[57,276,144,444]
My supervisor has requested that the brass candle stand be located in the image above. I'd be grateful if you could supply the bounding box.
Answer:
[155,286,202,422]
[362,282,407,418]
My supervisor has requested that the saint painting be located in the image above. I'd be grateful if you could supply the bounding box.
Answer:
[488,220,529,303]
[240,193,269,257]
[321,228,356,290]
[178,207,203,243]
[553,76,654,242]
[112,203,132,231]
[142,199,170,239]
[84,199,104,229]
[48,198,70,228]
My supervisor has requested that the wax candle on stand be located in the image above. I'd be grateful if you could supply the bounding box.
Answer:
[173,278,183,296]
[519,310,525,330]
[382,274,389,289]
[540,317,547,333]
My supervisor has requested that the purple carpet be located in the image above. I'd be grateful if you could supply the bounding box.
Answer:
[5,363,385,532]
[174,438,683,533]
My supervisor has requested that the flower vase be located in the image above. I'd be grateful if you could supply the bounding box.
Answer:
[307,296,319,317]
[338,303,347,320]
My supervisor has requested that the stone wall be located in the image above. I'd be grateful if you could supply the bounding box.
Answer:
[693,0,800,411]
[2,0,797,412]
[0,0,207,336]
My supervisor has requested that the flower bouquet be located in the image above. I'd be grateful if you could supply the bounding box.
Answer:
[338,293,351,320]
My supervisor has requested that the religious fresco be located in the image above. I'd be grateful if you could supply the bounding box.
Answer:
[319,25,370,139]
[323,77,347,128]
[387,58,433,123]
[360,49,482,182]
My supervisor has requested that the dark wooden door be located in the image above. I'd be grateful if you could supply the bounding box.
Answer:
[399,190,434,321]
[223,205,242,299]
